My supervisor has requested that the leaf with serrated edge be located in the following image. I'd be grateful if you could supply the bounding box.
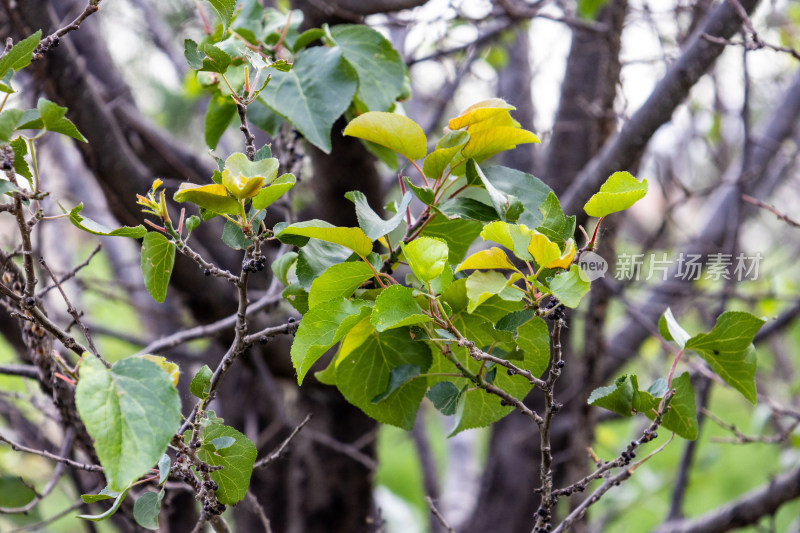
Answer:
[684,311,765,403]
[515,317,550,378]
[261,47,357,153]
[308,261,374,308]
[205,0,236,30]
[291,298,373,383]
[75,357,181,491]
[548,265,590,308]
[0,30,42,79]
[336,328,431,429]
[656,372,698,440]
[190,365,213,400]
[330,25,406,111]
[133,490,164,530]
[403,237,449,283]
[252,174,296,210]
[344,112,427,161]
[37,98,87,142]
[141,232,176,303]
[198,423,257,505]
[371,285,431,332]
[588,375,635,417]
[584,171,648,218]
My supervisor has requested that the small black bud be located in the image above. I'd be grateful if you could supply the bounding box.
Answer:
[556,360,565,368]
[507,368,515,376]
[24,297,34,306]
[204,269,211,276]
[194,441,201,448]
[287,317,296,323]
[259,335,269,344]
[500,399,508,406]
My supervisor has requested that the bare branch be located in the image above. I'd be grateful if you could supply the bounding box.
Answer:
[426,496,455,533]
[0,430,102,473]
[254,414,312,469]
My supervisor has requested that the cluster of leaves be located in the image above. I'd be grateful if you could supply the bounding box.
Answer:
[588,309,765,440]
[0,3,769,528]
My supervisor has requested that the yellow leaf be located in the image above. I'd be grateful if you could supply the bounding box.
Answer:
[456,247,519,272]
[222,169,266,200]
[544,239,576,269]
[461,126,540,161]
[527,231,561,267]
[448,98,515,130]
[141,355,180,387]
[344,112,427,161]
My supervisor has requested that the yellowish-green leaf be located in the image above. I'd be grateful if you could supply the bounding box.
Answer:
[461,126,540,162]
[252,173,296,210]
[402,237,449,282]
[528,231,561,267]
[276,221,373,257]
[480,221,534,261]
[447,98,515,130]
[173,183,241,215]
[221,169,265,200]
[456,247,519,272]
[140,355,180,387]
[584,171,648,217]
[423,130,469,180]
[343,112,427,161]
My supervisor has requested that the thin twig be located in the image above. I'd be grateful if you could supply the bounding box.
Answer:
[0,363,40,379]
[254,414,312,469]
[0,431,103,472]
[246,490,273,533]
[741,194,800,228]
[425,496,455,533]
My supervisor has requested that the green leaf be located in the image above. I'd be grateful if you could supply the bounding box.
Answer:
[209,436,236,450]
[345,190,412,240]
[536,192,575,245]
[296,239,353,289]
[583,171,648,218]
[276,220,373,257]
[308,261,374,308]
[185,40,232,73]
[291,298,373,384]
[684,311,765,403]
[588,375,636,417]
[423,130,469,180]
[483,165,553,228]
[548,265,590,308]
[659,307,690,348]
[466,159,522,222]
[479,221,534,261]
[420,216,482,265]
[343,112,427,161]
[63,203,147,238]
[190,364,213,400]
[141,232,176,303]
[261,46,357,153]
[403,237,449,282]
[198,423,257,505]
[75,357,181,491]
[0,179,19,195]
[282,283,309,314]
[9,137,31,181]
[37,98,87,142]
[224,152,279,180]
[252,173,296,209]
[205,92,237,149]
[578,0,610,19]
[0,109,22,143]
[465,270,515,313]
[371,364,421,403]
[371,285,431,332]
[271,252,298,286]
[77,483,132,521]
[440,197,498,222]
[658,372,698,440]
[133,490,164,530]
[81,485,120,504]
[515,317,550,378]
[174,183,242,215]
[336,328,432,429]
[426,382,465,416]
[205,0,237,30]
[0,30,42,79]
[158,454,171,485]
[330,25,406,111]
[185,215,202,235]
